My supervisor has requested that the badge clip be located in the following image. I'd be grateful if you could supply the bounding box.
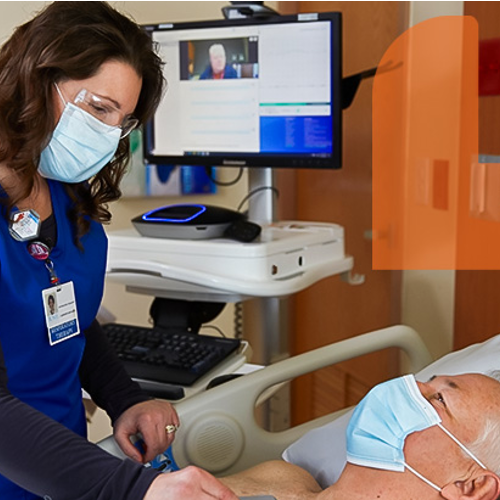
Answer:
[9,209,41,242]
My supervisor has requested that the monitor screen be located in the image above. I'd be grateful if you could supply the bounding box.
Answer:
[143,12,342,169]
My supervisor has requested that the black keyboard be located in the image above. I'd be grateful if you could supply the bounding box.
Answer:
[102,323,241,387]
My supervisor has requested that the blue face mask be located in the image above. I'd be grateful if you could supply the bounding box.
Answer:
[39,87,121,184]
[346,374,487,491]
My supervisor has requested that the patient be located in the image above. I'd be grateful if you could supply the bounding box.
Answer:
[221,372,500,500]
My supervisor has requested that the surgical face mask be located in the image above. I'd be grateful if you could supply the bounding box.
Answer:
[39,85,121,183]
[345,374,487,492]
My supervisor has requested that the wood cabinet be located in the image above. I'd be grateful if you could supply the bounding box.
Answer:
[454,2,500,350]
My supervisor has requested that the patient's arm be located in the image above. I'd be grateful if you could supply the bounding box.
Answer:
[220,460,323,500]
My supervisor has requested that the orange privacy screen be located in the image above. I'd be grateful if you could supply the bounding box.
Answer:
[371,16,500,270]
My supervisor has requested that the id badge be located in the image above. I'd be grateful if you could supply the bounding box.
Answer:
[42,282,80,346]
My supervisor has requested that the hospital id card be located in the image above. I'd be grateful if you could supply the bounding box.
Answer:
[42,282,80,345]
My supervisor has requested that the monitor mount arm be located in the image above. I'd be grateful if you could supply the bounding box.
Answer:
[342,60,401,109]
[341,67,378,109]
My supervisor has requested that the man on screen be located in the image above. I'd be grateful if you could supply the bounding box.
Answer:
[200,43,237,80]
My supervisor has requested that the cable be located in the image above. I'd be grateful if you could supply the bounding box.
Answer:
[237,185,280,213]
[200,324,227,338]
[204,166,245,186]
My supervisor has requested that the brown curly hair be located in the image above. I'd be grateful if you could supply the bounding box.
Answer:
[0,1,164,241]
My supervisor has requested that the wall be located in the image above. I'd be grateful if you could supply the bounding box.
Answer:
[0,2,47,43]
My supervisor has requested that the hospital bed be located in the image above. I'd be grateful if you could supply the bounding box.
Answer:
[98,324,434,476]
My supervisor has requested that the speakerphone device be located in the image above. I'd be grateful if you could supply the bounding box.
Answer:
[132,204,243,240]
[132,204,261,242]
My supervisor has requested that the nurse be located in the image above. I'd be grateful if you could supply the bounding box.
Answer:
[0,2,237,499]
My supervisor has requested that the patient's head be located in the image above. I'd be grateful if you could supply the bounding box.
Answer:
[416,372,500,474]
[209,44,227,76]
[342,372,500,500]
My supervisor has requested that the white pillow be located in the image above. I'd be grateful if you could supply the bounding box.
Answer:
[282,333,500,488]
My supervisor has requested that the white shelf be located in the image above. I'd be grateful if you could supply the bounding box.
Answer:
[106,220,354,302]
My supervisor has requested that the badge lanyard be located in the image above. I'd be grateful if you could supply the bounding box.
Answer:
[10,209,59,285]
[27,240,60,286]
[9,209,80,345]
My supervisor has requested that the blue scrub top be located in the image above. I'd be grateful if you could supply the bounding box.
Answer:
[0,179,107,498]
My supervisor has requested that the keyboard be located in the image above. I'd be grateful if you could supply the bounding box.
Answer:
[102,323,241,387]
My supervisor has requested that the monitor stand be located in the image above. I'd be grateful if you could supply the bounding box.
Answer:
[243,167,288,430]
[247,167,276,224]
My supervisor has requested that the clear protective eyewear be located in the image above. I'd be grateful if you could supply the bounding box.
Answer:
[57,85,139,139]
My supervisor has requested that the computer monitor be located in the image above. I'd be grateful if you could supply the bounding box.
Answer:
[143,12,342,170]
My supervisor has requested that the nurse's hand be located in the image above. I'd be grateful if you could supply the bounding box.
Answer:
[144,467,239,500]
[113,399,180,463]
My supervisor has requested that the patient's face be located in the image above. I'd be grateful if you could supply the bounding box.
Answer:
[418,373,500,443]
[404,374,500,485]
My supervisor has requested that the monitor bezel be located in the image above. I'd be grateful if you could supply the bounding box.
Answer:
[142,12,343,170]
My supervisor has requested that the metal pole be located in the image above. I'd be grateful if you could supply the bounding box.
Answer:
[243,168,290,430]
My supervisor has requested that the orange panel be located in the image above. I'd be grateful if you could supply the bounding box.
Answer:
[373,16,482,270]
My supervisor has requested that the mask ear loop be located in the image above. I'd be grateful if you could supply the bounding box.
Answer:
[404,463,442,492]
[437,423,488,470]
[404,424,488,493]
[54,83,67,106]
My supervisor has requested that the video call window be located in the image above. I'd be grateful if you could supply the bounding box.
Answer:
[179,37,259,81]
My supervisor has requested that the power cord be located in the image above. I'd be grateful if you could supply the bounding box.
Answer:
[237,185,279,213]
[204,166,244,186]
[200,324,227,338]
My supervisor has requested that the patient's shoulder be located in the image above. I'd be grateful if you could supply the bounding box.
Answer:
[221,460,322,498]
